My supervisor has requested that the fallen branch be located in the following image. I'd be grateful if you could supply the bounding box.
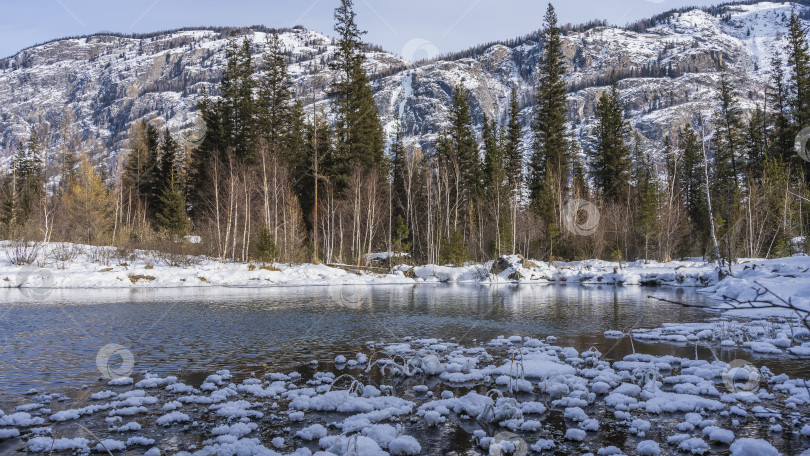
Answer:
[648,281,810,331]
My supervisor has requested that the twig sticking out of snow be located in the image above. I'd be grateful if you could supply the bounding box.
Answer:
[649,281,810,331]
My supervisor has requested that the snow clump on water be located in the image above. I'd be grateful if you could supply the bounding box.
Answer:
[0,333,807,455]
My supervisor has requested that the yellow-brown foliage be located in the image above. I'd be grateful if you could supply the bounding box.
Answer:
[61,156,114,244]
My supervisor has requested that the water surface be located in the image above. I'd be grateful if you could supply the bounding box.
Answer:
[1,284,806,400]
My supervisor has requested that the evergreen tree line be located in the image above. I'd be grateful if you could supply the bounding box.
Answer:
[2,3,810,268]
[567,63,693,93]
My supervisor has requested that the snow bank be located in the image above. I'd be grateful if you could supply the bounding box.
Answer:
[4,242,810,324]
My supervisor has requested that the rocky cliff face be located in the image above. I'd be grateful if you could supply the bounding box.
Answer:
[0,2,801,172]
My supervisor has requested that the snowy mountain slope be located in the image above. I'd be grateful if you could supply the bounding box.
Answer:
[0,26,405,170]
[0,1,803,173]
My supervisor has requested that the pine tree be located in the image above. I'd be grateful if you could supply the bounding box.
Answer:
[257,31,294,160]
[529,3,569,207]
[451,86,483,197]
[143,122,161,216]
[589,73,631,202]
[713,72,745,265]
[570,140,588,198]
[59,107,80,191]
[14,129,45,225]
[253,225,279,263]
[767,53,794,161]
[330,0,385,187]
[392,215,411,255]
[440,230,467,265]
[504,86,524,194]
[156,177,190,237]
[788,10,810,130]
[530,3,570,219]
[220,37,257,163]
[715,71,743,190]
[633,139,659,260]
[390,120,407,220]
[189,89,225,214]
[483,117,510,256]
[745,106,767,182]
[285,99,308,161]
[662,136,678,193]
[483,117,503,193]
[436,85,482,242]
[158,128,180,196]
[0,179,15,236]
[679,125,709,250]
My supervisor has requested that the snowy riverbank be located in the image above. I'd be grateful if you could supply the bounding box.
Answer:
[2,242,809,320]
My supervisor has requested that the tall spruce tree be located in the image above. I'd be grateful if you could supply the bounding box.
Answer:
[712,73,745,265]
[253,226,278,263]
[633,141,659,260]
[330,0,385,188]
[504,87,524,195]
[59,107,80,191]
[483,116,509,255]
[788,10,810,131]
[745,106,767,182]
[589,73,631,202]
[0,178,15,235]
[390,120,407,221]
[14,129,45,225]
[530,3,570,220]
[189,89,225,214]
[787,10,810,180]
[143,122,161,216]
[570,140,588,198]
[483,117,503,193]
[679,125,710,252]
[220,37,257,163]
[715,71,743,190]
[158,128,180,195]
[190,37,258,214]
[767,53,793,161]
[257,31,294,160]
[156,177,190,237]
[286,100,308,163]
[450,86,483,197]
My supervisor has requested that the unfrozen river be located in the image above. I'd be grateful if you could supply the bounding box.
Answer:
[2,284,807,398]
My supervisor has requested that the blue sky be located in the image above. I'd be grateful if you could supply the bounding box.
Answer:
[1,0,724,59]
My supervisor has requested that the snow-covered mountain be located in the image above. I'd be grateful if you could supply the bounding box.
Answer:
[0,1,802,172]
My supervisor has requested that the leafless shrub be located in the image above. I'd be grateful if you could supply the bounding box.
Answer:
[5,240,41,265]
[113,246,140,266]
[49,243,81,269]
[86,245,114,266]
[149,239,204,267]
